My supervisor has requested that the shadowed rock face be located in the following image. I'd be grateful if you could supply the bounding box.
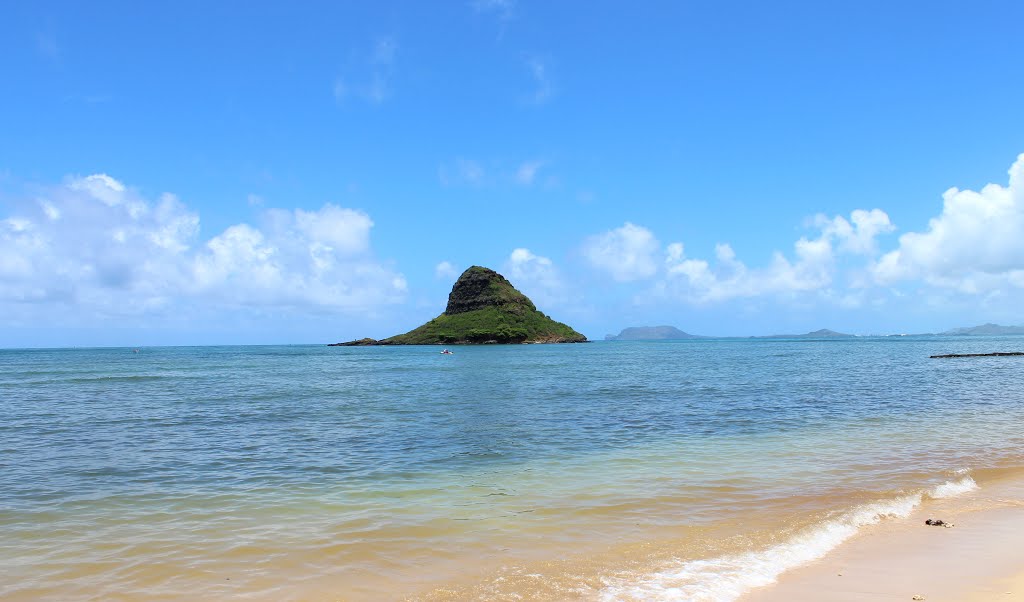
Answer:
[444,267,536,315]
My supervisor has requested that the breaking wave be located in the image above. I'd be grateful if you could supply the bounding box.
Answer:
[599,476,977,602]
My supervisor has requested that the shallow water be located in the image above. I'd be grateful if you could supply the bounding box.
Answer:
[2,337,1024,600]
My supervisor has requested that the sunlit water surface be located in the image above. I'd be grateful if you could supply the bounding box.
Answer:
[2,337,1024,600]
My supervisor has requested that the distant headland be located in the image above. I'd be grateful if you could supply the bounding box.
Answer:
[331,266,587,346]
[604,326,704,341]
[605,323,1024,340]
[605,326,854,340]
[939,323,1024,336]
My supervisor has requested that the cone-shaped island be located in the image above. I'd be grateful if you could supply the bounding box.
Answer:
[331,266,587,345]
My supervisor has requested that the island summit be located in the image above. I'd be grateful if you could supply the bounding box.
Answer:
[331,266,587,345]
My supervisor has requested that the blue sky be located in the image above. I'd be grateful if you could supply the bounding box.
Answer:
[2,1,1023,346]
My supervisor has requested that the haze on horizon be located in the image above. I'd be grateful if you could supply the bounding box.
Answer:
[2,1,1023,348]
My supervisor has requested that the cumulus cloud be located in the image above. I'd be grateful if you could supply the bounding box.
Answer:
[641,208,893,303]
[525,57,553,105]
[438,157,554,188]
[515,160,544,185]
[371,37,397,66]
[36,32,59,61]
[334,36,398,105]
[872,154,1024,293]
[643,154,1024,305]
[472,0,516,22]
[435,261,459,280]
[815,208,895,255]
[0,174,406,319]
[438,158,486,187]
[504,247,568,308]
[660,238,835,303]
[582,222,660,282]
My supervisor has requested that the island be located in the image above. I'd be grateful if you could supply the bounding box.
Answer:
[604,326,855,340]
[752,328,854,339]
[605,326,703,341]
[330,266,587,345]
[940,323,1024,336]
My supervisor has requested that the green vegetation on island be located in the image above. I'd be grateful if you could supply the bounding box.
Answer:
[330,266,586,345]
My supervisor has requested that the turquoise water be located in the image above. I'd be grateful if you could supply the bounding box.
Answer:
[2,338,1024,600]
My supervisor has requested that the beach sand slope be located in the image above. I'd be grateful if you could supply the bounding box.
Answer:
[743,478,1024,602]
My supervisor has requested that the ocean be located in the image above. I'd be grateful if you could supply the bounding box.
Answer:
[2,337,1024,601]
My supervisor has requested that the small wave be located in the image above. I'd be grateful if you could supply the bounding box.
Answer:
[65,375,171,384]
[6,374,175,386]
[599,476,978,602]
[929,475,977,499]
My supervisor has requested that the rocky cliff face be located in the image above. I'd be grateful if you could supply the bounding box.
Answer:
[443,267,537,315]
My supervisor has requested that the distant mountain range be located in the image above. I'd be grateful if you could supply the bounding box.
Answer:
[939,323,1024,336]
[605,326,854,340]
[604,326,704,341]
[604,323,1024,340]
[751,328,854,339]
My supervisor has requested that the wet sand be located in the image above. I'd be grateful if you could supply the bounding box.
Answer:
[743,475,1024,602]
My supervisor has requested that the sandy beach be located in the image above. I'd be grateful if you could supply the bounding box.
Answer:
[743,473,1024,602]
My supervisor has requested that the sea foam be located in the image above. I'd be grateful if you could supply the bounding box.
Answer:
[930,475,978,499]
[599,476,977,602]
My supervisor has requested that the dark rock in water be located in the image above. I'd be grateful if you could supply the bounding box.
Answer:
[925,518,954,527]
[930,352,1024,359]
[328,338,378,346]
[335,266,587,346]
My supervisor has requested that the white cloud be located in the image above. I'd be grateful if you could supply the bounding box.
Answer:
[815,208,895,255]
[504,248,567,308]
[647,208,893,303]
[0,174,406,320]
[515,160,544,185]
[438,157,554,188]
[334,37,398,105]
[435,261,459,280]
[525,57,553,105]
[582,222,660,282]
[333,78,348,102]
[872,154,1024,293]
[661,238,835,303]
[472,0,516,20]
[371,37,397,66]
[36,32,59,61]
[38,199,61,220]
[363,72,390,104]
[438,158,485,187]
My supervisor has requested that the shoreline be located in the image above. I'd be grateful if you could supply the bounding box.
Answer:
[742,473,1024,601]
